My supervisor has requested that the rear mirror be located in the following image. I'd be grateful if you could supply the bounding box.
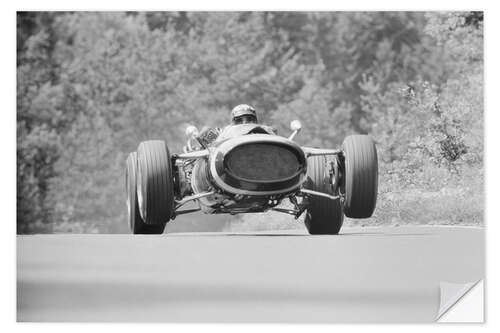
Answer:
[288,120,302,141]
[185,125,199,138]
[290,120,302,131]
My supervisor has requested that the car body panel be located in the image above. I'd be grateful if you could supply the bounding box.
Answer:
[207,134,307,196]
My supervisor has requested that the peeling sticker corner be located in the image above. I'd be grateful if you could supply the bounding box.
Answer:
[437,279,484,323]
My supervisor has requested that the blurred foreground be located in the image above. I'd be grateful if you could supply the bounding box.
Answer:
[17,226,484,322]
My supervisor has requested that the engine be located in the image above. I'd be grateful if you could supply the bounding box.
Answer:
[190,158,219,210]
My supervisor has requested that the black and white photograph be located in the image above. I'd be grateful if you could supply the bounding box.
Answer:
[14,9,487,324]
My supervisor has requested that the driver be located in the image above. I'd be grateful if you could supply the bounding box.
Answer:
[230,104,258,124]
[220,104,276,138]
[196,104,274,146]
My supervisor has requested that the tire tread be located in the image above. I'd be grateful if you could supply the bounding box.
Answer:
[342,135,378,218]
[137,140,174,225]
[125,152,165,234]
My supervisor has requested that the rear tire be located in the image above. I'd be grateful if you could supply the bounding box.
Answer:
[341,135,378,218]
[136,140,175,226]
[304,155,344,235]
[125,152,165,234]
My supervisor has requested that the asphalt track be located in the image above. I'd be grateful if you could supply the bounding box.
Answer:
[17,226,484,323]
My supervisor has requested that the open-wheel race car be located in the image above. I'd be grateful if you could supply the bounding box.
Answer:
[125,120,378,235]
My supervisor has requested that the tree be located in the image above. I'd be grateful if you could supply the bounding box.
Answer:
[17,11,483,233]
[17,12,64,233]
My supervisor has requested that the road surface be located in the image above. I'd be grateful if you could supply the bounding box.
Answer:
[17,226,484,323]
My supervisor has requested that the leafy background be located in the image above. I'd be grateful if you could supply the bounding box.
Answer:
[17,12,483,234]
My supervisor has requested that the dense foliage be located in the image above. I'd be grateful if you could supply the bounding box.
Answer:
[17,12,483,233]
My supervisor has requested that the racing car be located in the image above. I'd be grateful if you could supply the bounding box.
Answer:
[125,120,378,235]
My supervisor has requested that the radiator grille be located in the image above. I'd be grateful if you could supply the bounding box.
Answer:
[225,143,300,181]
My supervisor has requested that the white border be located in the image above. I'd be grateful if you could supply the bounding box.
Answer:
[10,0,488,11]
[3,1,498,332]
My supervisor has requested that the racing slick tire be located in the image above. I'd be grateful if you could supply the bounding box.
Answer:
[304,155,344,235]
[125,152,165,234]
[136,140,175,227]
[341,135,378,218]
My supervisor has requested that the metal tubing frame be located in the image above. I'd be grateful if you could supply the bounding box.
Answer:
[299,188,339,201]
[271,207,300,215]
[301,147,342,157]
[175,191,215,210]
[174,207,201,216]
[175,149,209,160]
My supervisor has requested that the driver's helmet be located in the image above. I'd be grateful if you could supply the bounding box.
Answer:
[231,104,257,125]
